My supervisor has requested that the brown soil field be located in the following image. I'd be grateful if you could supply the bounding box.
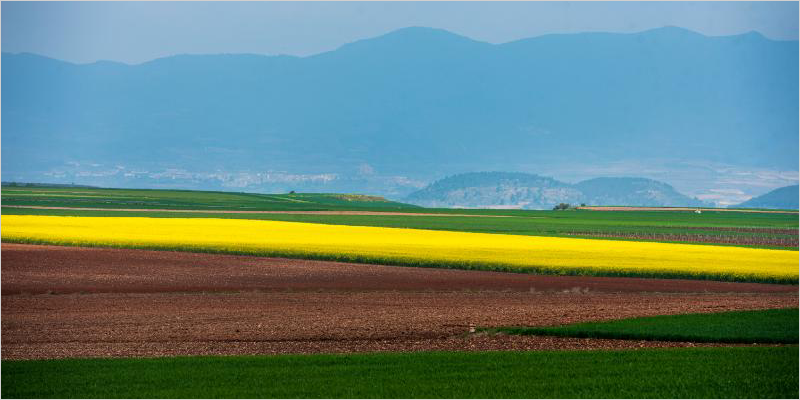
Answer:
[2,244,797,360]
[3,244,795,295]
[3,291,794,360]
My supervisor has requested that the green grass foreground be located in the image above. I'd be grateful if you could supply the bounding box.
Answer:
[493,308,800,344]
[2,347,797,398]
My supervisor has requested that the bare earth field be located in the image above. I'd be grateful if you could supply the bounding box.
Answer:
[2,244,797,360]
[4,244,796,295]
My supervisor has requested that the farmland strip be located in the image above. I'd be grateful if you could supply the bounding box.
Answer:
[1,205,511,218]
[565,231,798,247]
[2,215,797,283]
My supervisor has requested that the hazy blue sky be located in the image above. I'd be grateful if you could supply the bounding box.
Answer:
[3,1,798,64]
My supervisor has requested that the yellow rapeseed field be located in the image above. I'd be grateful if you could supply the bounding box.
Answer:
[1,215,797,282]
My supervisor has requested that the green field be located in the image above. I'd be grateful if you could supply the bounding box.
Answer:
[3,347,797,399]
[491,308,800,344]
[3,186,797,250]
[0,186,419,211]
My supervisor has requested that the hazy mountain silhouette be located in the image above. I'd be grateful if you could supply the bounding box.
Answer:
[575,177,707,208]
[2,26,797,198]
[406,172,707,209]
[734,185,799,210]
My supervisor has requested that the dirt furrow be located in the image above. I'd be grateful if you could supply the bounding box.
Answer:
[3,291,795,359]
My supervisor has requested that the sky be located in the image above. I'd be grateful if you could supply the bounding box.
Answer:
[2,1,798,64]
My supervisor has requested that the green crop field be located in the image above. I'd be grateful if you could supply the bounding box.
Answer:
[0,186,419,211]
[2,347,797,399]
[3,186,797,249]
[491,308,799,343]
[2,186,798,249]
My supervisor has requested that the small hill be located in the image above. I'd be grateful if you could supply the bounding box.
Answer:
[405,172,582,209]
[405,172,708,209]
[576,177,707,207]
[734,185,799,210]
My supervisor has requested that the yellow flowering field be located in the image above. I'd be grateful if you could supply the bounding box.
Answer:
[2,215,797,283]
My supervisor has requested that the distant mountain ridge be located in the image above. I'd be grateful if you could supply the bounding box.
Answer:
[733,185,799,210]
[406,172,708,209]
[2,26,797,202]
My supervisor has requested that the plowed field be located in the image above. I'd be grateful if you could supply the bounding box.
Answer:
[2,244,796,360]
[3,244,796,295]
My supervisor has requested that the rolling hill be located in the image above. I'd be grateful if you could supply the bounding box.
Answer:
[734,185,799,210]
[405,172,708,209]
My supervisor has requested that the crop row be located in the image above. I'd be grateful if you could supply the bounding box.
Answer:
[651,226,799,235]
[566,231,799,248]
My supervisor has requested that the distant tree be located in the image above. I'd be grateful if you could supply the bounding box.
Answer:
[580,203,586,207]
[289,190,296,194]
[553,203,571,210]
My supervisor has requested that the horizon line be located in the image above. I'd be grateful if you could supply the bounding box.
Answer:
[3,25,791,67]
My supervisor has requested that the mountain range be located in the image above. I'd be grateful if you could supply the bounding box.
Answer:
[2,26,797,204]
[405,172,708,209]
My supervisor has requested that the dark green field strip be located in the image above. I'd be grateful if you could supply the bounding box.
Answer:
[493,308,800,344]
[3,185,798,226]
[4,206,797,250]
[1,187,419,211]
[2,347,797,399]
